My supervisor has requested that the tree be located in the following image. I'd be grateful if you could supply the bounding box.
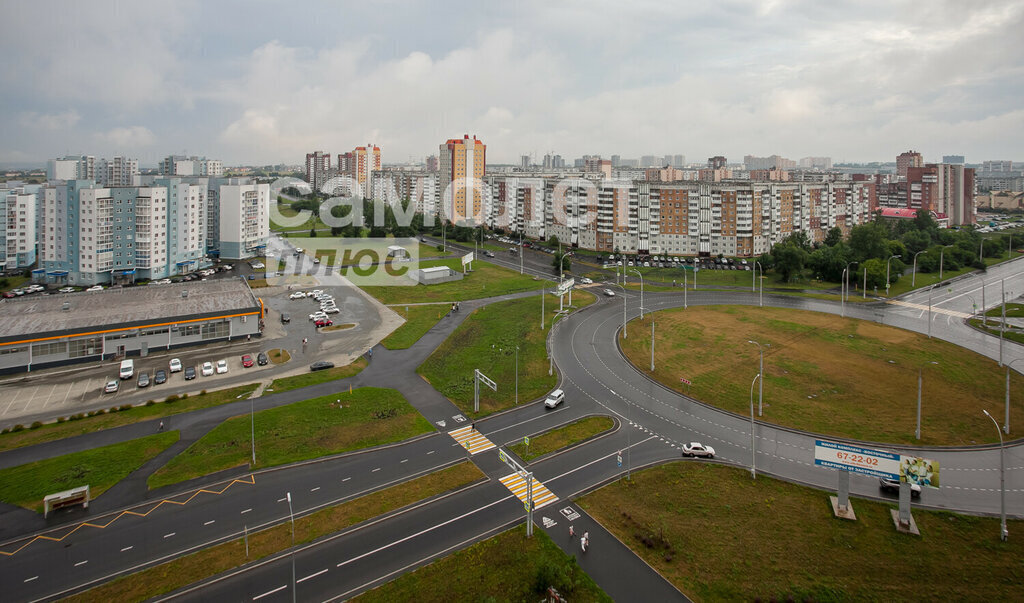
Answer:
[309,227,317,237]
[771,237,809,283]
[823,226,843,248]
[808,242,852,282]
[861,258,887,289]
[848,222,890,263]
[553,251,571,273]
[901,230,931,255]
[548,235,560,249]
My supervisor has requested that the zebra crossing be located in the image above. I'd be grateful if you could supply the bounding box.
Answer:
[886,299,971,318]
[499,472,559,510]
[448,425,496,455]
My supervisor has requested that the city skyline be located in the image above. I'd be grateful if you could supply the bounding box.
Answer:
[1,1,1022,166]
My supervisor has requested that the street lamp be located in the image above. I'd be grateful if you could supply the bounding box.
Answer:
[753,261,763,307]
[629,268,644,319]
[916,361,939,440]
[982,410,1008,541]
[842,261,857,317]
[519,232,523,274]
[250,397,256,466]
[1004,358,1023,435]
[939,245,955,280]
[911,249,926,288]
[614,283,627,339]
[286,492,296,603]
[885,254,902,296]
[748,340,768,416]
[749,373,760,479]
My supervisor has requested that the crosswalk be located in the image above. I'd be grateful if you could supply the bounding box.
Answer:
[886,299,971,318]
[448,425,496,455]
[499,472,559,510]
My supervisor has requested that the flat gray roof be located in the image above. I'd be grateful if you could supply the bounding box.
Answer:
[0,278,261,342]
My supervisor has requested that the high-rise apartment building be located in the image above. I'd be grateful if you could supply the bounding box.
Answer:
[906,164,976,225]
[217,180,270,260]
[352,144,381,191]
[161,155,223,177]
[798,156,833,169]
[896,151,923,179]
[426,155,439,172]
[305,151,331,192]
[439,134,486,224]
[982,160,1014,173]
[744,155,797,170]
[48,155,140,186]
[708,156,728,170]
[942,155,965,165]
[0,184,38,269]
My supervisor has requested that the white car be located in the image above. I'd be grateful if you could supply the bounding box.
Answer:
[322,306,340,314]
[580,277,593,284]
[682,443,715,458]
[215,359,228,374]
[59,286,75,293]
[309,289,323,296]
[295,248,304,254]
[86,285,103,292]
[169,358,182,373]
[289,291,306,299]
[603,289,615,297]
[309,311,328,321]
[201,361,215,377]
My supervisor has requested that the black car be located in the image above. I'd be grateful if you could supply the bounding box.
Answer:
[154,369,167,385]
[310,360,335,371]
[257,351,269,366]
[184,366,196,380]
[137,372,150,388]
[281,313,290,324]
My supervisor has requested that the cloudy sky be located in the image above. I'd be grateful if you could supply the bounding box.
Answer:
[1,0,1022,167]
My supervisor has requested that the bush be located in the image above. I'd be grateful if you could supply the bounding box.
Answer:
[119,404,132,411]
[11,424,24,432]
[30,421,43,429]
[109,406,119,413]
[146,400,156,406]
[181,393,189,399]
[0,428,8,434]
[56,416,66,423]
[164,394,180,403]
[199,390,206,396]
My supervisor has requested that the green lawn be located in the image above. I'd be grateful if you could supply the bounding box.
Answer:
[620,306,1023,445]
[984,302,1024,318]
[581,462,1022,602]
[354,525,610,603]
[0,274,30,293]
[148,387,432,489]
[362,257,548,304]
[266,357,367,393]
[509,416,614,462]
[0,431,179,512]
[418,291,595,417]
[968,318,1024,346]
[381,305,447,349]
[0,384,258,452]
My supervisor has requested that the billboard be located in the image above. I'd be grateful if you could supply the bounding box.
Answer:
[461,252,475,266]
[814,440,939,487]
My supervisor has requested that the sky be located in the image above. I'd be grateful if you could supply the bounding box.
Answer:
[1,0,1022,167]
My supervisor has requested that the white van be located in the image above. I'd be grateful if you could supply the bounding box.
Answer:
[544,389,565,409]
[119,359,134,380]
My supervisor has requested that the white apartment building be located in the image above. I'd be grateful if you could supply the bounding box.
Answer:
[217,181,270,260]
[0,185,38,270]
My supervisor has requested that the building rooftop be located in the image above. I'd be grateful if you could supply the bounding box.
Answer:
[0,278,261,342]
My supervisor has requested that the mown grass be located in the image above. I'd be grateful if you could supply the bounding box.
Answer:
[0,384,258,453]
[69,462,484,603]
[984,302,1024,318]
[580,462,1023,602]
[266,357,367,393]
[381,304,447,349]
[0,431,179,512]
[268,348,290,364]
[509,416,614,462]
[968,318,1024,346]
[418,291,595,417]
[147,387,431,489]
[361,258,547,304]
[354,524,611,603]
[620,306,1023,445]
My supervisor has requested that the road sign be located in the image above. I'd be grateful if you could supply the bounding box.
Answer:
[679,377,692,385]
[499,449,507,464]
[524,436,530,446]
[617,451,622,467]
[556,278,575,296]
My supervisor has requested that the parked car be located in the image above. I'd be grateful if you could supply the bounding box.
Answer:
[184,365,197,380]
[59,286,75,293]
[104,379,119,393]
[216,359,228,374]
[310,360,335,371]
[682,443,715,458]
[241,354,254,368]
[315,318,334,327]
[322,306,340,314]
[86,285,103,292]
[309,311,328,321]
[137,372,151,388]
[154,369,167,385]
[580,277,593,284]
[281,313,291,323]
[169,358,182,373]
[2,292,14,298]
[289,291,306,299]
[879,477,921,498]
[201,361,215,377]
[257,352,269,366]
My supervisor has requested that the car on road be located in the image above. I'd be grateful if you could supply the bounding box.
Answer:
[104,379,119,393]
[281,313,291,323]
[169,358,182,373]
[257,352,269,366]
[484,250,495,258]
[544,389,565,409]
[154,369,167,385]
[1,292,14,298]
[295,247,304,254]
[289,291,306,299]
[310,360,335,371]
[241,354,254,368]
[86,285,103,292]
[879,477,921,498]
[201,361,215,377]
[137,372,151,388]
[682,443,715,458]
[184,365,197,380]
[315,318,334,327]
[216,359,228,374]
[603,289,615,297]
[580,277,593,284]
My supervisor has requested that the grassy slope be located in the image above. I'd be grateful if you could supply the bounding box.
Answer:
[266,357,367,393]
[381,304,446,349]
[361,258,547,304]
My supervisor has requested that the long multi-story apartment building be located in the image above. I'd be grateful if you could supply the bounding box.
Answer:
[160,155,223,177]
[47,155,139,187]
[0,184,38,270]
[305,151,331,192]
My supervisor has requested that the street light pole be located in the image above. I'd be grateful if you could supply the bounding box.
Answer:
[916,361,938,440]
[519,232,523,274]
[886,254,902,297]
[939,245,955,280]
[911,250,926,288]
[515,346,519,405]
[862,266,867,299]
[650,319,655,372]
[286,492,296,603]
[755,261,763,307]
[615,283,627,339]
[844,261,858,305]
[982,410,1008,541]
[748,340,767,416]
[250,398,256,466]
[683,268,688,309]
[749,374,760,479]
[629,268,644,319]
[1005,358,1023,435]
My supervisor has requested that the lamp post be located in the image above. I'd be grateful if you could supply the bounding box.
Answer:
[911,249,926,288]
[916,361,939,440]
[754,261,763,307]
[1004,358,1023,435]
[614,283,627,339]
[683,267,688,309]
[885,254,902,297]
[286,492,296,603]
[982,410,1008,541]
[844,261,858,303]
[939,245,955,280]
[749,373,760,479]
[519,232,523,274]
[629,268,644,319]
[650,319,655,372]
[250,397,256,466]
[748,340,768,416]
[862,266,867,299]
[515,345,519,405]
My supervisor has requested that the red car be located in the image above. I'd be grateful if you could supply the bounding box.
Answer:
[1,292,14,299]
[241,354,254,368]
[315,318,333,327]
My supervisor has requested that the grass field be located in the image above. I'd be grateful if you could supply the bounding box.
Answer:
[361,258,547,304]
[354,525,610,603]
[381,304,446,349]
[268,348,290,364]
[69,462,483,603]
[508,416,614,462]
[580,462,1022,602]
[0,431,179,512]
[0,384,258,453]
[266,357,367,394]
[418,291,595,417]
[147,387,431,489]
[620,306,1023,445]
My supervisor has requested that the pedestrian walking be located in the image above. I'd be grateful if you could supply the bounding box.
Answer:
[569,524,575,539]
[158,421,164,432]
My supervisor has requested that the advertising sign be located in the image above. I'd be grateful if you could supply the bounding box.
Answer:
[899,455,940,488]
[814,440,940,488]
[461,252,474,266]
[556,278,575,295]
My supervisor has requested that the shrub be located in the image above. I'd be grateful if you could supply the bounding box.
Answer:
[0,428,8,434]
[30,421,43,429]
[11,424,24,432]
[109,406,119,413]
[56,416,66,423]
[199,390,206,396]
[181,393,189,399]
[146,400,156,406]
[164,394,180,403]
[119,404,132,411]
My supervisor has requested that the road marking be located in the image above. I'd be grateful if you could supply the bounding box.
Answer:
[278,497,287,502]
[400,458,408,463]
[60,383,75,407]
[40,383,58,409]
[74,560,88,566]
[121,546,133,552]
[310,486,320,492]
[3,387,24,416]
[297,568,328,583]
[499,472,559,510]
[24,576,38,583]
[253,584,288,600]
[447,425,496,455]
[204,520,215,526]
[241,508,252,514]
[426,450,435,455]
[372,468,381,472]
[342,477,351,482]
[163,532,175,539]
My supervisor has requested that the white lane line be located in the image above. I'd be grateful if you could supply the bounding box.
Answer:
[204,520,215,526]
[241,508,252,514]
[400,459,408,463]
[426,450,435,455]
[277,497,287,502]
[2,387,24,416]
[40,383,58,410]
[297,568,328,583]
[310,486,320,492]
[121,546,133,552]
[24,576,38,583]
[74,560,88,567]
[372,468,381,472]
[253,584,288,600]
[164,532,175,539]
[60,383,75,407]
